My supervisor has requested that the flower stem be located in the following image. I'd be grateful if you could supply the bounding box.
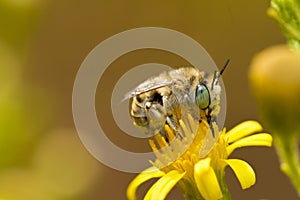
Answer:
[218,169,232,200]
[274,133,300,195]
[268,0,300,52]
[177,178,204,200]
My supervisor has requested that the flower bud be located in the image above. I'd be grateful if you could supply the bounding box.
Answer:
[249,45,300,134]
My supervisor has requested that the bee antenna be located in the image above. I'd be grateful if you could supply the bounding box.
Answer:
[220,59,230,75]
[211,59,230,89]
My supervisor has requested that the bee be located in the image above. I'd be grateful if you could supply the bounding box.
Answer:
[127,60,228,145]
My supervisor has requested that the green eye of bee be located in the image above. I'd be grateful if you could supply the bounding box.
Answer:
[195,84,210,109]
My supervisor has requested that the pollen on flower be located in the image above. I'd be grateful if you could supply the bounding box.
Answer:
[148,113,220,173]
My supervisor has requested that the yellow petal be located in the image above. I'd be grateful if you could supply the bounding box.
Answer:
[144,170,185,200]
[127,166,165,200]
[224,159,256,189]
[194,158,223,200]
[226,121,263,143]
[226,133,273,155]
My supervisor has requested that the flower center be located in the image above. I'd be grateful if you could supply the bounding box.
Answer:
[148,113,224,174]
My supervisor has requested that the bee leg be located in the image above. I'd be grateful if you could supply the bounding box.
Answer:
[162,96,180,130]
[161,96,184,141]
[208,115,218,137]
[211,124,215,137]
[207,103,221,138]
[147,103,167,134]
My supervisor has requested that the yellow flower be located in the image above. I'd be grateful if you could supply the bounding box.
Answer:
[127,116,272,200]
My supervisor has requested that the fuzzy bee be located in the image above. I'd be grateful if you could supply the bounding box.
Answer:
[127,61,228,142]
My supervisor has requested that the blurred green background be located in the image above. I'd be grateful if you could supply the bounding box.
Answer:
[0,0,297,199]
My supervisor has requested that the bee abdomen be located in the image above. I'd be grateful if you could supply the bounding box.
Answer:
[131,115,148,126]
[130,97,149,126]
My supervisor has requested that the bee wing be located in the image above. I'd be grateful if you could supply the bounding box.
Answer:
[123,67,195,101]
[123,79,173,100]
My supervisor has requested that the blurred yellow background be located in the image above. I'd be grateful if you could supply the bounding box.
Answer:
[0,0,297,199]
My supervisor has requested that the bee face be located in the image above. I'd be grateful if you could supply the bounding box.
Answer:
[127,67,222,138]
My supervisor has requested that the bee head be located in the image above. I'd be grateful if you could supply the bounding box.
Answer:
[195,59,229,111]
